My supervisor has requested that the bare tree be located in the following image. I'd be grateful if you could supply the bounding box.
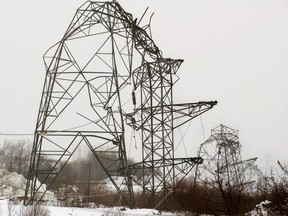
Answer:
[0,140,31,177]
[195,125,258,215]
[266,163,288,215]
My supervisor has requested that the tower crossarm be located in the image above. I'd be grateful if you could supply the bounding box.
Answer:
[242,157,258,170]
[124,101,217,130]
[169,101,217,129]
[128,157,203,171]
[215,157,258,174]
[126,157,203,191]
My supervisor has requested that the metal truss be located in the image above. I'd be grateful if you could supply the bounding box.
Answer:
[25,1,217,208]
[125,57,216,206]
[194,124,258,193]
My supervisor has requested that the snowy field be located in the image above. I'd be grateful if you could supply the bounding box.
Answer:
[0,199,269,216]
[0,169,177,215]
[0,199,179,216]
[0,169,268,215]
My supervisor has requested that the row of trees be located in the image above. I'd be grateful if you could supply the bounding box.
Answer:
[0,140,31,177]
[171,165,288,215]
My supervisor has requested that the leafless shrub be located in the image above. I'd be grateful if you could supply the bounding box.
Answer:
[267,171,288,214]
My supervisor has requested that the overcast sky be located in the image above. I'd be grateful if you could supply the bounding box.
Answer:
[0,0,287,172]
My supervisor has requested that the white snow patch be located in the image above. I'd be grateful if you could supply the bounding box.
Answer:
[0,169,55,202]
[0,199,183,216]
[245,200,272,216]
[0,169,26,198]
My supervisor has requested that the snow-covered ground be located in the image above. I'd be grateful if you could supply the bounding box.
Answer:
[0,169,171,215]
[0,199,269,216]
[0,169,173,215]
[0,199,179,216]
[0,169,268,215]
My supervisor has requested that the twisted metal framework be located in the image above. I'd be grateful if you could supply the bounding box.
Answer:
[194,124,257,193]
[25,1,217,208]
[126,58,216,206]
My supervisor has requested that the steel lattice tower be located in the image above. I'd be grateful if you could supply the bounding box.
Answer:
[194,124,257,193]
[25,1,217,208]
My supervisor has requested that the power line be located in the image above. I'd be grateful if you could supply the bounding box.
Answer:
[0,133,34,136]
[200,115,206,141]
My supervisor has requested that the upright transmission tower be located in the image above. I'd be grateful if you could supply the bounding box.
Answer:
[25,1,217,208]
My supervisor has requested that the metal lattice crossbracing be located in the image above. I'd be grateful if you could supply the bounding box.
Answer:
[194,124,258,193]
[25,1,217,208]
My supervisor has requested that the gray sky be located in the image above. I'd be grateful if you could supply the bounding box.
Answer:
[0,0,288,172]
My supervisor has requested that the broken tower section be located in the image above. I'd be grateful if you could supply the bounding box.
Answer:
[25,1,217,208]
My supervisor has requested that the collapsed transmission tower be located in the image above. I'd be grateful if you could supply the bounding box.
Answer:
[194,124,257,193]
[25,1,217,208]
